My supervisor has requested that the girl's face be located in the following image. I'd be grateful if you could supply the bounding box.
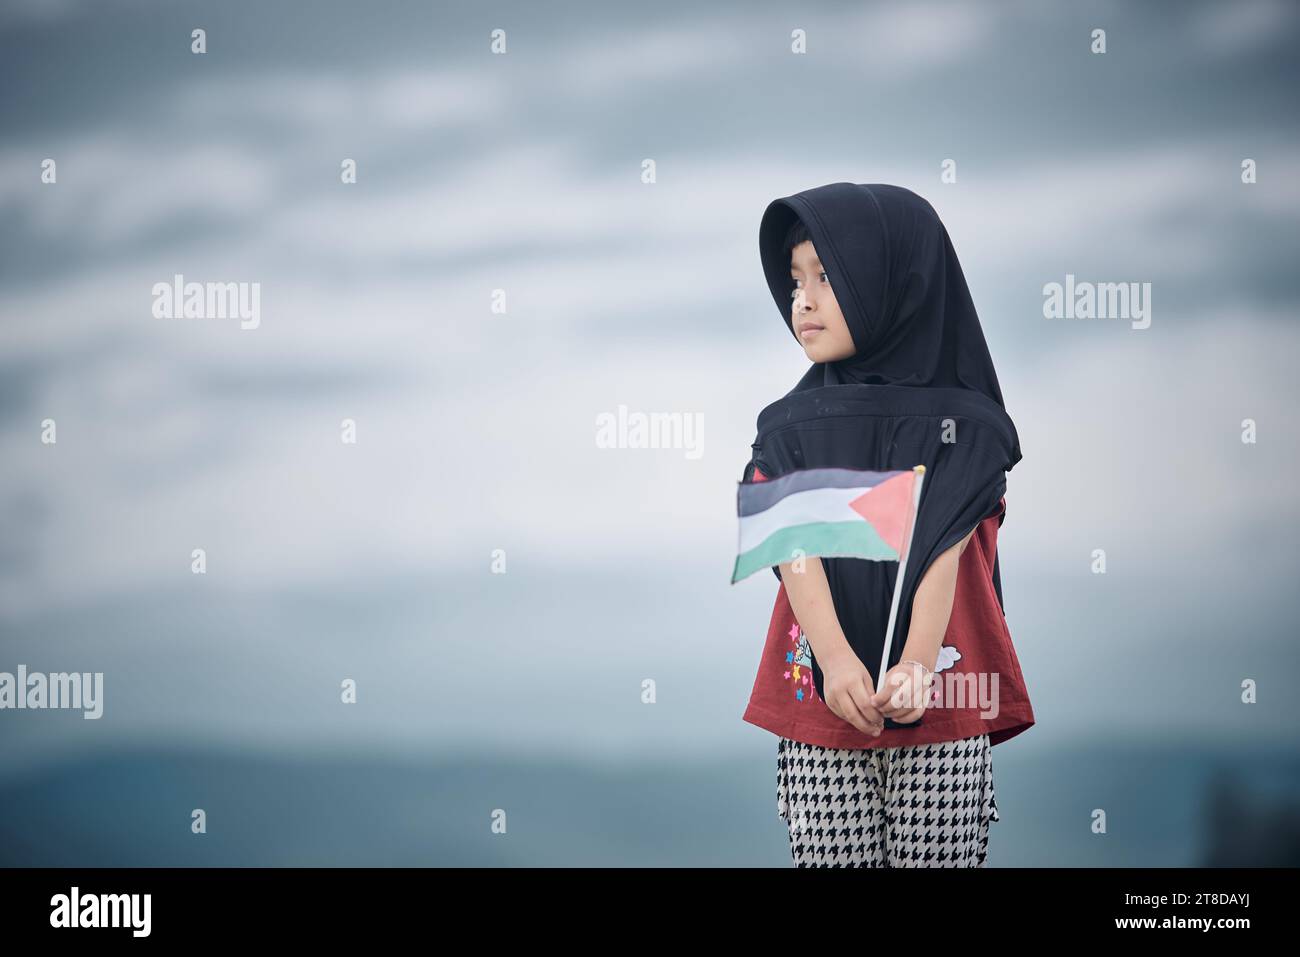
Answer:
[790,240,856,362]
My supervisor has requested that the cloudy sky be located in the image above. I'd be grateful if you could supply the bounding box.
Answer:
[2,0,1298,787]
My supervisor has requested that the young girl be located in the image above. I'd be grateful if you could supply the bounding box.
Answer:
[740,183,1034,867]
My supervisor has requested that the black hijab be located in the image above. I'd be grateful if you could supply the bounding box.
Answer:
[742,182,1022,722]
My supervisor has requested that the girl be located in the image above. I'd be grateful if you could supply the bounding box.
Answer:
[739,183,1034,867]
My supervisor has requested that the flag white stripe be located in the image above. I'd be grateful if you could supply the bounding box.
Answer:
[737,485,875,553]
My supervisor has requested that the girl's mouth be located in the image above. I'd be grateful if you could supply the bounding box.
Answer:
[798,322,824,338]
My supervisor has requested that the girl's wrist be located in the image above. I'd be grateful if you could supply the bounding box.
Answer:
[899,658,933,680]
[816,646,858,674]
[809,633,858,673]
[898,646,938,674]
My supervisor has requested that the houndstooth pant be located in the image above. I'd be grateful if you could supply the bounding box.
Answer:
[776,733,999,867]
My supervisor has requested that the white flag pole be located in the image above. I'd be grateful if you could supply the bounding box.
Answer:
[877,465,927,683]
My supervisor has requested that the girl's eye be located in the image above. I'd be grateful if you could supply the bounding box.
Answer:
[820,271,829,283]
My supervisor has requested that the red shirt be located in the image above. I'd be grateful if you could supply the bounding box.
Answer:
[741,467,1034,749]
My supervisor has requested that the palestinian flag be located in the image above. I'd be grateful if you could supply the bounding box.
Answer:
[731,466,925,584]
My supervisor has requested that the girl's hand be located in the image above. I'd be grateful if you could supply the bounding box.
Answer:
[871,662,933,725]
[821,654,886,736]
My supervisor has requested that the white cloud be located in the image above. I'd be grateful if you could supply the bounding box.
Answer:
[0,134,276,243]
[1003,305,1300,576]
[837,0,1000,74]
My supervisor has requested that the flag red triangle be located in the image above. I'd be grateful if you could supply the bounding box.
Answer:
[848,472,914,554]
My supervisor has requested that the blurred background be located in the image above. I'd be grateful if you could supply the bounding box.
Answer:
[2,0,1298,866]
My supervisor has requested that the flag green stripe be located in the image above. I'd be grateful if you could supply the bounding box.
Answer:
[731,520,900,582]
